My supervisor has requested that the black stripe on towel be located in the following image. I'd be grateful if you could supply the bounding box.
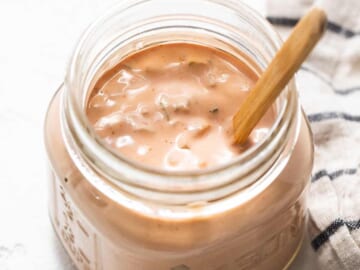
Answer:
[312,168,357,182]
[308,112,360,123]
[312,218,360,250]
[345,220,360,231]
[301,66,360,96]
[267,16,360,38]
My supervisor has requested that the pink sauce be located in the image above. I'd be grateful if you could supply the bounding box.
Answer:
[87,43,275,170]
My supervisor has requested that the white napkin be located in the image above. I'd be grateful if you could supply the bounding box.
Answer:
[266,0,360,269]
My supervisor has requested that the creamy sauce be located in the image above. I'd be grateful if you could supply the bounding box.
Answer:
[87,43,275,170]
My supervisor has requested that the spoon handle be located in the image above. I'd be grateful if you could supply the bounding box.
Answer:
[233,8,327,144]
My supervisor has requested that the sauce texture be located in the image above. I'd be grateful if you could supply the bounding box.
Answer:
[87,43,275,170]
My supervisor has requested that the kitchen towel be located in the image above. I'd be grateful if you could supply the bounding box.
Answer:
[266,0,360,269]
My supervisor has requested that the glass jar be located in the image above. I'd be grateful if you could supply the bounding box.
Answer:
[44,0,314,269]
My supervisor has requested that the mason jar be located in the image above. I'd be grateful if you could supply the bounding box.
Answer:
[44,0,314,269]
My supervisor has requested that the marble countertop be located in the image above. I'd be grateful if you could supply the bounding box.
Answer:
[0,0,319,269]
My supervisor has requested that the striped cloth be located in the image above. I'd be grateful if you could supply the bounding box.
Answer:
[266,0,360,269]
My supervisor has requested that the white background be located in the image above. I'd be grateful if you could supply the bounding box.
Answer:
[0,0,319,269]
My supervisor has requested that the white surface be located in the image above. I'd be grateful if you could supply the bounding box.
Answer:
[0,0,319,269]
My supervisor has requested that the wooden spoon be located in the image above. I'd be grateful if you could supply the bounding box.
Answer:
[233,8,327,144]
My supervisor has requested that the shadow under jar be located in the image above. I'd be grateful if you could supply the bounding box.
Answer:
[44,1,314,269]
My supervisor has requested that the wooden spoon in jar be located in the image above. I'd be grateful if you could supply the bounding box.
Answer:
[233,8,327,144]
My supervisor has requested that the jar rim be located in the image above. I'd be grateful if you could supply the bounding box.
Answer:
[62,0,300,205]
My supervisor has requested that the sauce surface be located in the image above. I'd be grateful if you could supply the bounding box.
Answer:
[87,43,275,170]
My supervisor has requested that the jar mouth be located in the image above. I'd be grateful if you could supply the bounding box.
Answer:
[63,0,300,204]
